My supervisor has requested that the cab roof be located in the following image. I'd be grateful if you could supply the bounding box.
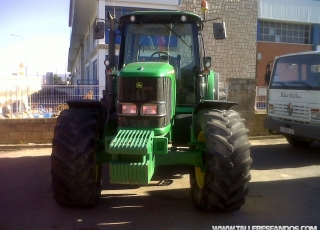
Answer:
[119,10,203,25]
[276,51,320,59]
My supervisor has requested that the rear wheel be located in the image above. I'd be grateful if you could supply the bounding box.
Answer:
[190,109,252,211]
[285,136,312,148]
[51,108,103,207]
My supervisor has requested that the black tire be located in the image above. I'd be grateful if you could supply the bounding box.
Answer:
[51,108,103,207]
[285,136,312,148]
[190,109,252,211]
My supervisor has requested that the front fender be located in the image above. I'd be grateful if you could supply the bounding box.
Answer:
[194,100,237,115]
[193,100,238,138]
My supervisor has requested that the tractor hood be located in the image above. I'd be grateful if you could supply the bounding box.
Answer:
[119,62,175,78]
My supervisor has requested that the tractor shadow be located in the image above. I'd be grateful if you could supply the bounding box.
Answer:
[102,164,190,190]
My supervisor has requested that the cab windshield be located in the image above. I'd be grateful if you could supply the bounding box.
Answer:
[270,54,320,90]
[123,23,196,70]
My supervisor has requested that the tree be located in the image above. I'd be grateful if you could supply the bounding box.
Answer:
[53,74,62,85]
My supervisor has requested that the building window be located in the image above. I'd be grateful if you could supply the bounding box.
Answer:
[258,20,310,44]
[86,65,89,79]
[86,36,90,56]
[93,59,97,81]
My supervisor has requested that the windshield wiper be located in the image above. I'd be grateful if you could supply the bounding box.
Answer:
[159,21,191,50]
[272,82,288,88]
[290,81,313,90]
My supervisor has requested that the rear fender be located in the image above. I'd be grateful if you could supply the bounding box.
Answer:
[67,99,104,110]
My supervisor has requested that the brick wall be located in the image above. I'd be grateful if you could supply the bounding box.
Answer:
[225,78,269,136]
[0,118,57,144]
[180,0,257,83]
[256,42,313,86]
[248,114,269,136]
[0,114,268,144]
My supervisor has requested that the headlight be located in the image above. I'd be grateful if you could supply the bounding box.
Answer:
[142,105,157,115]
[122,103,137,115]
[268,103,274,114]
[141,103,166,116]
[311,109,320,120]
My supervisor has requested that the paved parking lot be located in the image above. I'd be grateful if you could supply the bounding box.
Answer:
[0,138,319,230]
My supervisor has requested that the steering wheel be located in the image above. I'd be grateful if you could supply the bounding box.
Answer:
[150,51,172,62]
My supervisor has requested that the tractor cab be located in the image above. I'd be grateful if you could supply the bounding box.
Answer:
[118,13,199,105]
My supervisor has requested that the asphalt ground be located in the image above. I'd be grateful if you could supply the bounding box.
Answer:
[0,136,319,230]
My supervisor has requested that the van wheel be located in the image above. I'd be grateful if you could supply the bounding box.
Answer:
[285,136,312,148]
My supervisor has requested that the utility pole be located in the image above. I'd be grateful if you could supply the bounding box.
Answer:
[10,34,27,76]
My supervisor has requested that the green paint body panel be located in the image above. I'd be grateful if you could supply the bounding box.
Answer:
[109,129,154,155]
[119,62,175,78]
[106,129,205,184]
[109,129,155,185]
[153,136,168,154]
[155,149,204,168]
[206,70,215,100]
[110,155,155,185]
[118,62,177,122]
[111,125,172,137]
[175,107,193,113]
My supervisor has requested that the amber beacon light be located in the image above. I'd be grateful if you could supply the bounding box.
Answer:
[201,0,209,19]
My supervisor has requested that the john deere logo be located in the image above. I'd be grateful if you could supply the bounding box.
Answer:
[136,82,143,89]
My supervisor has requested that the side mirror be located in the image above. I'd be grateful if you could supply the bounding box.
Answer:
[93,22,105,39]
[213,22,227,40]
[203,57,211,68]
[265,71,271,85]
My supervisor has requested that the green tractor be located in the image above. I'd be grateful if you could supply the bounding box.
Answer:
[51,7,252,212]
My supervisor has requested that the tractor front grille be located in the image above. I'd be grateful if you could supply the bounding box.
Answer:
[117,77,172,129]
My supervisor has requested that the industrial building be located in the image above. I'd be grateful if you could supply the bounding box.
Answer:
[67,0,257,88]
[67,0,320,88]
[256,0,320,86]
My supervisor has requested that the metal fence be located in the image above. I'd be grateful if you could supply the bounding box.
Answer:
[0,84,105,118]
[1,82,267,119]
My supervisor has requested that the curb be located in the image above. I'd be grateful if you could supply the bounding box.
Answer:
[0,143,52,150]
[0,135,284,150]
[249,135,283,140]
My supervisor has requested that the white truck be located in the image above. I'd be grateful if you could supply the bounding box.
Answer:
[264,51,320,147]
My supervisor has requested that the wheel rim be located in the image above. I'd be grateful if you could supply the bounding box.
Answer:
[195,167,205,188]
[195,131,205,188]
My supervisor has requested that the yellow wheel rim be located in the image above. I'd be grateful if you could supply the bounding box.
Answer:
[195,167,205,188]
[195,131,205,189]
[198,131,205,142]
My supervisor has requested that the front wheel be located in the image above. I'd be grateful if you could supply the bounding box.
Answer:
[285,136,312,148]
[190,109,252,211]
[51,108,103,207]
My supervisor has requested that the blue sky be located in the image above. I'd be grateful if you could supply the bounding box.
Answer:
[0,0,70,76]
